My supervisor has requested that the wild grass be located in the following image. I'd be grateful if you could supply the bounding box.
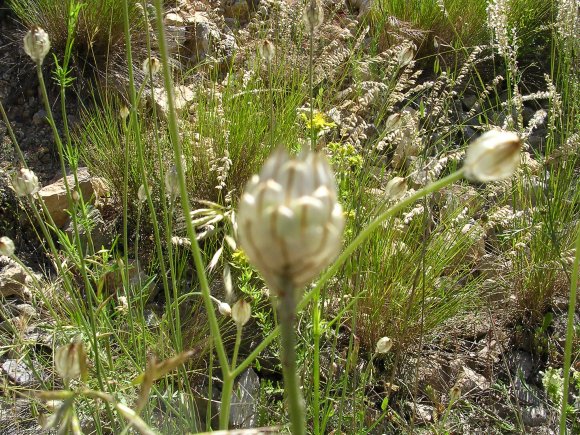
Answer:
[0,0,578,433]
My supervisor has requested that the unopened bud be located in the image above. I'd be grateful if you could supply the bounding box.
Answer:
[385,113,402,131]
[384,177,407,200]
[164,166,180,198]
[54,340,88,383]
[119,105,130,121]
[0,236,15,257]
[463,130,522,182]
[237,149,344,290]
[258,39,276,64]
[71,190,80,202]
[375,336,393,354]
[303,0,323,32]
[12,168,39,196]
[218,301,232,317]
[142,57,161,77]
[231,300,251,326]
[23,26,51,64]
[397,45,414,67]
[449,385,461,403]
[137,184,147,203]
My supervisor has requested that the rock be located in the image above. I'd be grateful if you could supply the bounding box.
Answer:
[152,85,196,120]
[513,377,542,406]
[229,368,260,428]
[224,0,250,23]
[462,94,478,111]
[0,262,34,299]
[32,109,46,126]
[405,402,433,423]
[63,207,112,253]
[38,167,104,228]
[521,404,548,427]
[2,359,45,388]
[184,12,221,62]
[454,365,490,394]
[506,350,534,381]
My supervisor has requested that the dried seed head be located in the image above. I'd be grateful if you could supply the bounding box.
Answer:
[218,301,232,317]
[137,184,147,203]
[463,130,522,182]
[258,39,276,64]
[142,57,161,77]
[231,300,251,326]
[237,148,344,291]
[397,45,414,67]
[23,26,50,65]
[0,236,15,257]
[54,340,88,383]
[375,336,393,354]
[12,168,39,196]
[303,0,324,32]
[384,177,407,200]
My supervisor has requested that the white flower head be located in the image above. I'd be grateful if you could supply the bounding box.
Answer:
[384,177,407,200]
[137,184,147,203]
[54,340,87,383]
[463,130,522,182]
[231,300,251,326]
[142,57,161,77]
[258,39,276,64]
[0,236,15,257]
[398,45,415,67]
[12,168,39,196]
[237,148,344,291]
[375,336,393,354]
[23,26,51,64]
[303,0,324,32]
[218,301,232,317]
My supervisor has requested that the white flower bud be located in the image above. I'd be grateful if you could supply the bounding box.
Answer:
[385,113,402,131]
[0,236,15,257]
[164,166,180,198]
[71,190,80,202]
[258,39,276,64]
[54,340,87,383]
[384,177,407,200]
[375,336,393,354]
[142,57,161,77]
[303,0,324,32]
[23,26,51,65]
[237,149,344,290]
[231,300,251,326]
[119,105,130,121]
[463,130,522,182]
[12,168,39,196]
[218,301,232,317]
[137,184,147,203]
[397,45,414,67]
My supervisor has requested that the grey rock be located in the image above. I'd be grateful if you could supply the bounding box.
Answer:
[64,207,112,253]
[507,350,534,381]
[521,404,548,427]
[2,359,45,388]
[32,109,46,126]
[229,368,260,428]
[0,262,35,300]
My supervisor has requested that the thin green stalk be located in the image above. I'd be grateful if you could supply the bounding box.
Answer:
[308,27,315,151]
[312,289,321,434]
[559,225,580,434]
[278,278,306,435]
[231,325,243,371]
[232,169,465,378]
[219,372,234,429]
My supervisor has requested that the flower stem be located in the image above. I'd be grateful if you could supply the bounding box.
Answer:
[219,372,234,430]
[559,224,580,434]
[278,277,306,435]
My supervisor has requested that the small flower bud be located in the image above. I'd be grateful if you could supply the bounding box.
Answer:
[142,57,161,77]
[218,301,232,317]
[137,184,147,203]
[164,166,180,198]
[397,45,414,67]
[54,340,88,383]
[384,177,407,200]
[23,26,51,65]
[12,168,39,196]
[463,130,522,182]
[303,0,324,32]
[231,300,251,326]
[0,236,15,257]
[258,39,276,64]
[385,113,402,131]
[375,336,393,354]
[237,149,344,290]
[449,385,461,403]
[119,105,130,121]
[71,190,80,202]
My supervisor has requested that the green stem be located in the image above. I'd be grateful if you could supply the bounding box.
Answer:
[559,225,580,434]
[312,289,321,434]
[278,278,306,435]
[231,325,242,372]
[219,372,234,430]
[232,169,465,378]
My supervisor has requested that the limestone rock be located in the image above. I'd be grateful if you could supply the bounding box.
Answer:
[0,262,35,300]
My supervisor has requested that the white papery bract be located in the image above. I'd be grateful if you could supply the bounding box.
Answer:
[12,168,39,196]
[463,130,522,182]
[0,236,15,257]
[231,300,251,326]
[23,26,50,65]
[237,148,344,291]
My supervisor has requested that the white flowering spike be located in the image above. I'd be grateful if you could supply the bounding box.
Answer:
[0,236,15,257]
[384,177,407,200]
[23,26,51,65]
[12,168,39,196]
[463,130,522,182]
[231,300,251,326]
[258,39,276,64]
[218,301,232,317]
[142,57,161,77]
[54,341,87,383]
[137,184,147,203]
[237,148,344,290]
[375,336,393,354]
[303,0,323,32]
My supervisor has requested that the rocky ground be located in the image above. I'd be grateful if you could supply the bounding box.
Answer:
[0,1,578,433]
